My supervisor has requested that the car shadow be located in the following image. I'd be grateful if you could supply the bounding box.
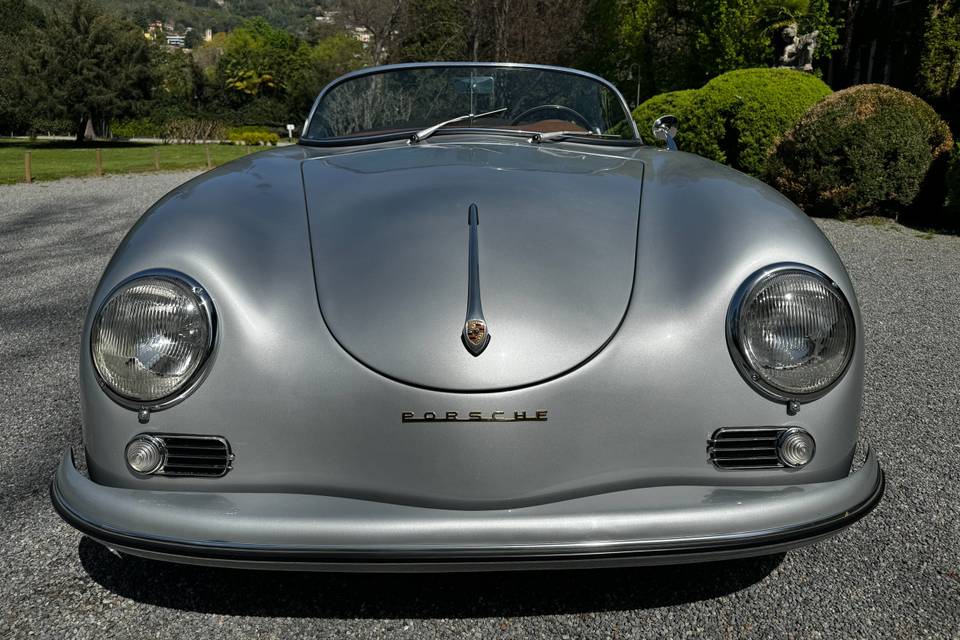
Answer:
[78,537,784,618]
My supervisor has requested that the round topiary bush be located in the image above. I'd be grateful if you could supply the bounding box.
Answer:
[631,89,700,149]
[699,69,833,176]
[632,68,831,177]
[766,84,954,219]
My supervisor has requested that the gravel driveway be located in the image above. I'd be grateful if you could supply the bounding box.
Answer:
[1,171,958,638]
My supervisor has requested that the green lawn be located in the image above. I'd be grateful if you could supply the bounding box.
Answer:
[0,139,258,184]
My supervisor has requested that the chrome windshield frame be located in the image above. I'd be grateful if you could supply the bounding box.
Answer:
[300,62,642,145]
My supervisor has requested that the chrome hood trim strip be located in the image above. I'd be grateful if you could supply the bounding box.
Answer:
[462,203,490,356]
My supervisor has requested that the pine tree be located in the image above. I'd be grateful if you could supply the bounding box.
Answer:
[23,0,152,141]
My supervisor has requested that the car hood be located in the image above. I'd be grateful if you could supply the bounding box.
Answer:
[302,141,643,391]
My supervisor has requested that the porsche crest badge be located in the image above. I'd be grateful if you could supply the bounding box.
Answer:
[463,318,489,354]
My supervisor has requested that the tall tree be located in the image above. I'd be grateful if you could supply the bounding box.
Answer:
[341,0,406,64]
[286,32,368,120]
[919,0,960,130]
[395,0,468,61]
[19,0,152,141]
[216,17,300,98]
[152,48,206,108]
[590,0,837,104]
[828,0,928,91]
[486,0,589,64]
[393,0,591,64]
[207,17,367,125]
[0,0,44,133]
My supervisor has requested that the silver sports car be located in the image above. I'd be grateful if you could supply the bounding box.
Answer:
[51,62,883,571]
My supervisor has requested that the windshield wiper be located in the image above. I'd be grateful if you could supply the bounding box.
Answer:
[529,130,620,143]
[409,107,509,144]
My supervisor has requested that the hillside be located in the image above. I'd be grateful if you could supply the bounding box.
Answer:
[33,0,331,33]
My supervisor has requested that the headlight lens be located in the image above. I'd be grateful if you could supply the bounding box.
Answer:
[730,265,855,399]
[91,274,214,403]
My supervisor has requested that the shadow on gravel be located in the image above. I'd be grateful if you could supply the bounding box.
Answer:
[79,537,782,617]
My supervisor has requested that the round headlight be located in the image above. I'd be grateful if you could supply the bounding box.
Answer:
[728,264,855,400]
[91,273,215,405]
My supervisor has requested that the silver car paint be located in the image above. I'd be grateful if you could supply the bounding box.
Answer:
[53,445,881,571]
[77,138,864,511]
[303,143,643,390]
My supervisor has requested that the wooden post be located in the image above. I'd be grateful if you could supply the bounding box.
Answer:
[95,148,103,176]
[205,144,212,169]
[24,152,31,184]
[153,149,160,171]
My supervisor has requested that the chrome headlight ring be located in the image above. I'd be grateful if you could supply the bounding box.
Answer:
[726,263,856,404]
[90,269,217,414]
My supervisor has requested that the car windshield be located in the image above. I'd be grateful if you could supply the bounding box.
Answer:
[304,64,637,142]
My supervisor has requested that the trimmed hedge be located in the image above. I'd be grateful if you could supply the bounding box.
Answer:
[227,129,280,146]
[633,68,831,177]
[766,84,954,219]
[112,118,165,138]
[29,117,75,137]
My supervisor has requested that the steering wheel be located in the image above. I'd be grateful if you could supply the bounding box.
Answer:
[509,104,595,132]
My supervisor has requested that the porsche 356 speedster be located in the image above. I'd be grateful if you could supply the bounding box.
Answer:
[51,62,883,571]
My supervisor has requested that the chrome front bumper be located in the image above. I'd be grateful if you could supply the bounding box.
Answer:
[51,447,883,572]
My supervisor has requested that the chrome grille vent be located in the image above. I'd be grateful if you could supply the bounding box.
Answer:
[155,434,233,477]
[708,427,788,469]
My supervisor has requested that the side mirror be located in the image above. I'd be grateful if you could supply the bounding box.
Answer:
[652,115,679,150]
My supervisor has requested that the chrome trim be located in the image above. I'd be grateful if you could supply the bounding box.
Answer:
[707,426,788,470]
[652,114,678,150]
[148,433,233,478]
[777,427,817,468]
[127,433,233,478]
[124,434,167,476]
[461,203,490,356]
[301,62,641,143]
[91,269,218,413]
[725,262,856,404]
[708,426,816,470]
